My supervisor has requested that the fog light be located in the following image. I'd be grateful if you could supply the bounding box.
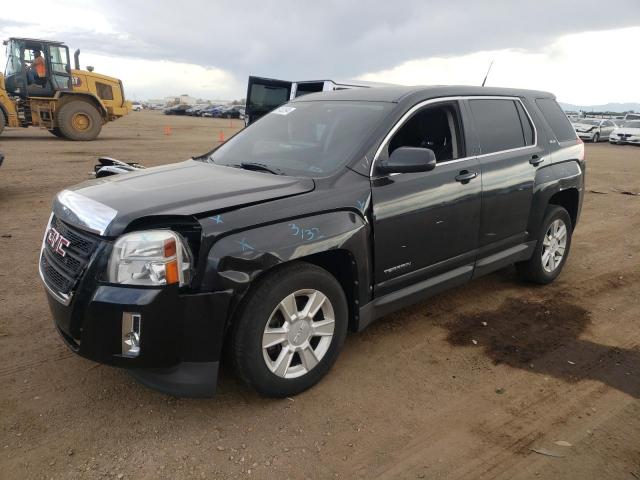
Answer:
[122,312,142,358]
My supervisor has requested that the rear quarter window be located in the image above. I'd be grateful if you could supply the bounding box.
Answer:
[535,98,577,143]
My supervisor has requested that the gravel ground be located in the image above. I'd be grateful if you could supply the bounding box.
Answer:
[0,111,639,479]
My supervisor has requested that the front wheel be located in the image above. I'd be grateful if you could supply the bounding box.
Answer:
[592,133,600,143]
[516,205,573,284]
[231,263,348,397]
[0,108,5,135]
[56,100,103,141]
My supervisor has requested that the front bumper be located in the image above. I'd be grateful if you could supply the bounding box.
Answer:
[609,137,640,145]
[45,278,232,397]
[576,131,597,140]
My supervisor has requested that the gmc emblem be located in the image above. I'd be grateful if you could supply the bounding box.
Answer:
[46,227,71,257]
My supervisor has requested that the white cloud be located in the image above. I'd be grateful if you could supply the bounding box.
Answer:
[78,53,243,101]
[358,27,640,105]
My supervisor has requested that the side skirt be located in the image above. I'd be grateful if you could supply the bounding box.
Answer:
[357,241,536,332]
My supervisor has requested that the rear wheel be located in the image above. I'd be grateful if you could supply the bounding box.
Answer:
[231,262,348,397]
[56,100,103,141]
[0,108,5,135]
[516,205,572,284]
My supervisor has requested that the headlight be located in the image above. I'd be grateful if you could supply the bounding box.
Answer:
[108,230,192,286]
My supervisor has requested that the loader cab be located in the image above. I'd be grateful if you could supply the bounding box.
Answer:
[245,76,380,125]
[3,37,72,97]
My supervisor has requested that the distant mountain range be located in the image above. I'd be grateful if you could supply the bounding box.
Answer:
[559,102,640,113]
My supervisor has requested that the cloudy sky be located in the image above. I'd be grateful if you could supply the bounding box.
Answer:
[1,0,639,104]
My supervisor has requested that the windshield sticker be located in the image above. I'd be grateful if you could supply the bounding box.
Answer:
[273,106,296,116]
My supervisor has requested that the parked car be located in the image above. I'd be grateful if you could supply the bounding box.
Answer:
[214,105,245,119]
[609,120,640,145]
[186,104,210,116]
[201,105,226,117]
[163,104,192,115]
[131,102,143,111]
[572,118,617,143]
[40,86,584,398]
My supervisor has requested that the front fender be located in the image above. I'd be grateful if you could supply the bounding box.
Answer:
[201,210,371,309]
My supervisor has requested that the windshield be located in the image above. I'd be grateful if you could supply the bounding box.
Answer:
[575,119,599,125]
[208,100,392,177]
[624,121,640,128]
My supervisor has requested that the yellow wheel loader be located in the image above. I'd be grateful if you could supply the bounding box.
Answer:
[0,37,131,140]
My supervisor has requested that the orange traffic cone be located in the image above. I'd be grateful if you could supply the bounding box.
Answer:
[219,131,225,142]
[163,126,172,135]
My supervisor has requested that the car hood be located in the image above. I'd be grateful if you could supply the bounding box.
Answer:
[54,160,315,236]
[573,123,597,131]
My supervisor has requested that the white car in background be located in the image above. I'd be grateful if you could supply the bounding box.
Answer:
[572,118,617,143]
[609,120,640,145]
[131,102,143,111]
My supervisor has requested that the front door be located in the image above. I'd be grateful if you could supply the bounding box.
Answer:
[245,76,293,125]
[371,100,482,296]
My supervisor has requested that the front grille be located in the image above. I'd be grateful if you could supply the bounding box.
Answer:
[40,215,101,297]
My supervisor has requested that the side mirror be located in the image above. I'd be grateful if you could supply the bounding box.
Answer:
[378,147,437,174]
[86,66,94,72]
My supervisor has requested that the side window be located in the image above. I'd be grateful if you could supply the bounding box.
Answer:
[468,99,526,154]
[535,98,577,142]
[388,102,464,163]
[249,84,289,110]
[49,46,69,75]
[515,101,535,146]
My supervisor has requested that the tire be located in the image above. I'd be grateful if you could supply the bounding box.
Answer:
[592,133,600,143]
[48,127,65,138]
[231,262,348,397]
[56,100,103,141]
[516,205,573,284]
[0,108,5,135]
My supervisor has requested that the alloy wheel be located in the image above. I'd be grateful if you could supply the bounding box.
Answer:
[262,289,335,379]
[541,219,567,273]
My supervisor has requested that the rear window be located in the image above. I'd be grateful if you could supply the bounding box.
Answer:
[536,98,577,142]
[469,99,528,154]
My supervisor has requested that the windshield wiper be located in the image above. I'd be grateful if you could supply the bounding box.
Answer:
[239,162,283,175]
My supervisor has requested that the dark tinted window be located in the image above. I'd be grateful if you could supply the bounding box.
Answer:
[249,84,289,110]
[515,101,535,146]
[536,98,577,142]
[469,99,526,154]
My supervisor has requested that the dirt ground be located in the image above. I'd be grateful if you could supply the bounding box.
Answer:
[0,111,639,480]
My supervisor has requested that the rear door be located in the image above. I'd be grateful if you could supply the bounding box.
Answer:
[245,76,293,125]
[465,97,544,255]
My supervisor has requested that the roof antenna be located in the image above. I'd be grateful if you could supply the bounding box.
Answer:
[481,60,494,87]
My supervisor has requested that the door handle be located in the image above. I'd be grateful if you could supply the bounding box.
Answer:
[455,170,478,183]
[529,154,544,166]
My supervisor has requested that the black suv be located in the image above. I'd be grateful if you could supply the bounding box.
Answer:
[40,86,585,397]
